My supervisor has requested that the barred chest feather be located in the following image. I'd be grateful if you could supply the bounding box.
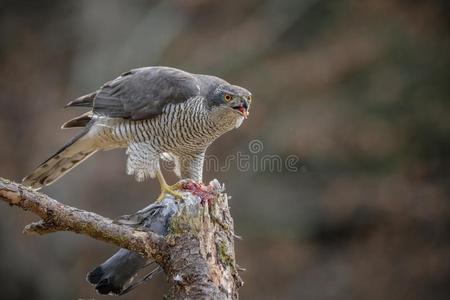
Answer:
[91,96,243,181]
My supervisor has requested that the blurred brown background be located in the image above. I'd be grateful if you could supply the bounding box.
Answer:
[0,0,449,299]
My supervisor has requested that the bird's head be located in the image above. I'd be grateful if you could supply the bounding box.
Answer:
[209,84,252,120]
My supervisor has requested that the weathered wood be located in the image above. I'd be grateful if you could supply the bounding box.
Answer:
[0,177,242,299]
[162,181,243,299]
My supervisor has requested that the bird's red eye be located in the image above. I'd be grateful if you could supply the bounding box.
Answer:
[224,94,232,102]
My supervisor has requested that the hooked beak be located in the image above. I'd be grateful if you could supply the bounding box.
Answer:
[231,97,250,119]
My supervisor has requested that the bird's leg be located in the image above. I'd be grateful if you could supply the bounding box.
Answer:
[155,170,183,202]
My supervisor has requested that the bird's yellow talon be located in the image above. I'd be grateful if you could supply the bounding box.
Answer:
[155,170,183,202]
[156,183,183,202]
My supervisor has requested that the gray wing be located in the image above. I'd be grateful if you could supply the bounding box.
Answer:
[70,67,202,120]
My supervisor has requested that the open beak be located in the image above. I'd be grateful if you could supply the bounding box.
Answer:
[237,106,249,119]
[231,98,250,119]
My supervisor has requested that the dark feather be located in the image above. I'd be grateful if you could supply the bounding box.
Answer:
[65,91,96,108]
[86,199,178,295]
[92,67,203,120]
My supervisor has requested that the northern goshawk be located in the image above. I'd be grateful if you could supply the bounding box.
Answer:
[23,66,252,199]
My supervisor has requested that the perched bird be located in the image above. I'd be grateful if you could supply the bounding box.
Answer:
[22,66,252,200]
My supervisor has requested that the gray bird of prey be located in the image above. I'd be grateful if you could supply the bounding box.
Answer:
[23,66,252,200]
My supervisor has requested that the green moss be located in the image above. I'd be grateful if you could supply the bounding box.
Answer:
[168,206,203,235]
[217,240,233,267]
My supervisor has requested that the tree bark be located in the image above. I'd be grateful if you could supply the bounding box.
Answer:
[0,177,242,299]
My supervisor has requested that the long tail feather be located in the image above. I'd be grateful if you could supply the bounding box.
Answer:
[22,128,96,190]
